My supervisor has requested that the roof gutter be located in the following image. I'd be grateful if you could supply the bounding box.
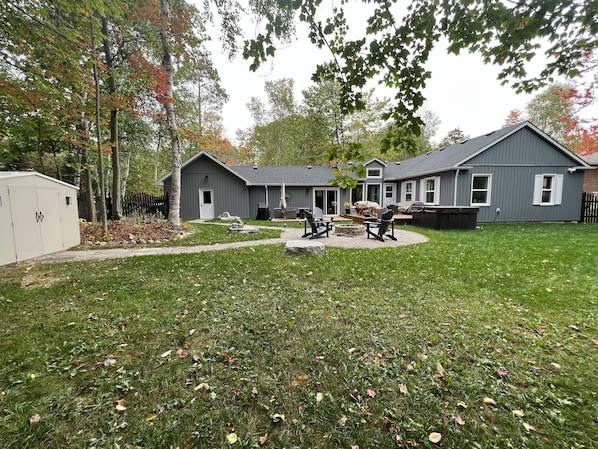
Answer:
[385,165,473,182]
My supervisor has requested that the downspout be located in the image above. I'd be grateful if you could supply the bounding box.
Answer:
[453,168,461,206]
[265,185,268,207]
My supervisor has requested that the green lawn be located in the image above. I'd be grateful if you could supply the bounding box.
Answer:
[0,223,596,448]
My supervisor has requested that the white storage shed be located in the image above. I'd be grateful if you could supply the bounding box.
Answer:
[0,172,80,266]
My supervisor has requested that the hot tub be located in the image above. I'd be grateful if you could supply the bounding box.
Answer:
[412,206,479,230]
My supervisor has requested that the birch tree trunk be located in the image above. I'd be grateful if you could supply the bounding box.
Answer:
[159,0,181,227]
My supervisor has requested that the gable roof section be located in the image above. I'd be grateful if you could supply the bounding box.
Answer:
[384,121,592,180]
[155,151,252,185]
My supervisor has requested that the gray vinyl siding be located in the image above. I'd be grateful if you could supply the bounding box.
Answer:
[179,157,248,219]
[467,128,577,166]
[458,167,584,222]
[460,128,585,222]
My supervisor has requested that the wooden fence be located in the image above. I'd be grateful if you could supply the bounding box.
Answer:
[581,192,598,223]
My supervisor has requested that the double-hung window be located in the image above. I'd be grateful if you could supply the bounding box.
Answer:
[401,181,415,202]
[421,176,440,205]
[471,174,492,206]
[533,174,563,206]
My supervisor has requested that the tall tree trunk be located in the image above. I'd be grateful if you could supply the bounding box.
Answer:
[122,150,131,197]
[159,0,181,227]
[102,17,122,220]
[91,17,107,233]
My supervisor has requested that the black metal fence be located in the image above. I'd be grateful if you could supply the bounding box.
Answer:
[78,192,169,220]
[581,192,598,223]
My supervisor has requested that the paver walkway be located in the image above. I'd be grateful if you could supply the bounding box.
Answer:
[32,222,428,263]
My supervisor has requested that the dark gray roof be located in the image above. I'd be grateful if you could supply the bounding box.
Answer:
[384,121,591,180]
[232,165,336,186]
[158,122,592,186]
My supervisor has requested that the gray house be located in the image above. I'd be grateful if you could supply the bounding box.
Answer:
[158,121,593,222]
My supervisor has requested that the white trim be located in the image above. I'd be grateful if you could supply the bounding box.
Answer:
[366,168,383,178]
[533,173,563,206]
[383,183,396,207]
[421,176,440,205]
[401,180,415,202]
[470,174,492,206]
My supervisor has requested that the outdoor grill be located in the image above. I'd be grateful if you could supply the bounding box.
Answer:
[256,202,270,220]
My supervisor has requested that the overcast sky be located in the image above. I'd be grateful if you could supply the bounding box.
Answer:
[201,3,595,146]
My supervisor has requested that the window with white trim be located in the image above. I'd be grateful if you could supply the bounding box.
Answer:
[367,168,382,178]
[533,174,563,206]
[471,174,492,206]
[401,181,415,202]
[421,176,440,205]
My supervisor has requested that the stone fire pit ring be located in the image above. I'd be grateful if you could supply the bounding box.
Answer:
[334,223,366,236]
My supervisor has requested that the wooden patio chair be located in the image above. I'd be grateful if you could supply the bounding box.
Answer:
[365,208,397,242]
[302,207,333,239]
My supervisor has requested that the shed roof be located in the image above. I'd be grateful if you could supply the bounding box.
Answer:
[0,171,79,189]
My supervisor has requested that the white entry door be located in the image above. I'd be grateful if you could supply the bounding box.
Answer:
[199,188,215,219]
[383,183,396,207]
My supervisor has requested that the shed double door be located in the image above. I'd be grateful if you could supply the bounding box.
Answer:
[8,185,62,261]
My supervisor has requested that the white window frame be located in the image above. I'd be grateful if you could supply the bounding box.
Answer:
[420,176,440,205]
[367,168,382,178]
[470,174,492,206]
[401,181,415,202]
[533,174,563,206]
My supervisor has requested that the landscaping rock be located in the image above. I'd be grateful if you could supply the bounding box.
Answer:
[228,223,259,234]
[284,240,325,256]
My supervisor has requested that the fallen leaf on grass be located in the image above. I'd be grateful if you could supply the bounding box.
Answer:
[429,432,442,443]
[399,383,409,395]
[145,414,157,421]
[194,382,210,391]
[221,353,235,363]
[116,404,126,411]
[367,389,376,398]
[417,353,428,361]
[512,410,525,418]
[29,414,41,424]
[338,415,348,426]
[160,350,171,358]
[483,397,497,406]
[177,348,187,358]
[455,415,465,425]
[435,361,445,378]
[523,422,536,432]
[259,433,268,445]
[104,358,117,367]
[550,362,561,369]
[226,433,238,444]
[271,413,285,423]
[497,368,508,377]
[316,392,324,402]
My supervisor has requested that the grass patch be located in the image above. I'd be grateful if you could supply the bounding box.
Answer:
[0,223,596,448]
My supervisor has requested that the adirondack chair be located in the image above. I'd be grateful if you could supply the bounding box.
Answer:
[365,208,397,242]
[302,207,333,239]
